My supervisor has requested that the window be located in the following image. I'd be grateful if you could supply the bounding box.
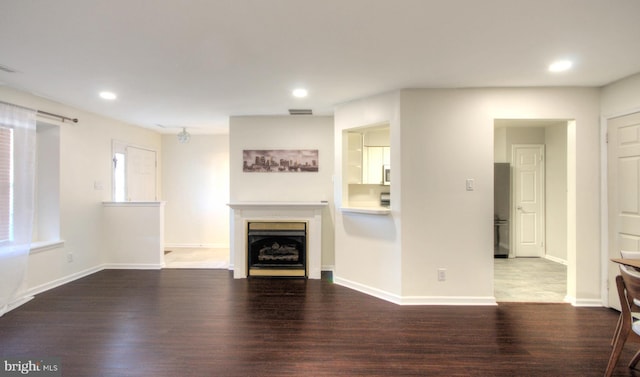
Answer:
[0,126,13,243]
[32,122,61,246]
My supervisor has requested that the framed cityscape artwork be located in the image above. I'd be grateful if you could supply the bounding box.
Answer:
[243,149,319,172]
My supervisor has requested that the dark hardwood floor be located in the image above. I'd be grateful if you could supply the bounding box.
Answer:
[0,269,632,376]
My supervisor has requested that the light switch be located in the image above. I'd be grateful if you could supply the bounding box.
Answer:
[94,181,104,190]
[466,178,474,191]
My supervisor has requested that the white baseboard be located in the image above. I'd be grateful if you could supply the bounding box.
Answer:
[400,295,498,306]
[334,276,401,304]
[0,296,34,317]
[164,243,229,249]
[321,264,335,273]
[102,263,163,270]
[566,295,604,307]
[544,254,568,265]
[334,276,497,306]
[25,265,104,298]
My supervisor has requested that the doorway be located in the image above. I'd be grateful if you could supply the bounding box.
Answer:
[493,119,568,302]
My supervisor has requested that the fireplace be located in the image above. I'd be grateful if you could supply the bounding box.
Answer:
[247,222,307,277]
[228,201,326,279]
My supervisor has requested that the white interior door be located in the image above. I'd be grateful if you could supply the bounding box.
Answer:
[126,146,157,201]
[608,112,640,308]
[513,144,545,257]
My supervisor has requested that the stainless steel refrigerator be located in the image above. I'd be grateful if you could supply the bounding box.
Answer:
[494,163,510,258]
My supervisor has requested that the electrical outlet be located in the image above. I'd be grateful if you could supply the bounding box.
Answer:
[67,252,73,263]
[437,268,446,281]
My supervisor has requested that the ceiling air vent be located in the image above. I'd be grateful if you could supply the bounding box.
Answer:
[289,109,312,115]
[0,64,18,73]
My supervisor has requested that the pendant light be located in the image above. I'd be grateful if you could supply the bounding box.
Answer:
[177,127,191,143]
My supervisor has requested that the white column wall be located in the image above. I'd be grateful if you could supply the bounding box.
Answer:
[335,87,600,305]
[333,91,403,300]
[399,88,600,304]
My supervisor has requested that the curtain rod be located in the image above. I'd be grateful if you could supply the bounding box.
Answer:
[0,100,78,124]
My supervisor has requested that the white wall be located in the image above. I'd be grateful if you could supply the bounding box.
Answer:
[162,134,229,248]
[545,123,568,262]
[229,115,335,268]
[506,126,545,159]
[404,88,599,304]
[494,126,507,162]
[601,73,640,116]
[399,89,495,301]
[0,86,162,295]
[334,91,402,299]
[335,87,600,305]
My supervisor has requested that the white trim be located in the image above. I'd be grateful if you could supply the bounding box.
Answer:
[334,276,498,306]
[566,295,604,307]
[339,206,391,215]
[29,239,64,254]
[601,106,640,121]
[102,263,163,270]
[544,254,567,265]
[600,114,610,308]
[164,243,229,249]
[0,296,34,317]
[400,295,497,306]
[600,108,640,309]
[334,276,401,304]
[25,265,104,298]
[227,201,328,210]
[102,201,165,207]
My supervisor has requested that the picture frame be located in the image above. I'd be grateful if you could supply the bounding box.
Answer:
[243,149,319,172]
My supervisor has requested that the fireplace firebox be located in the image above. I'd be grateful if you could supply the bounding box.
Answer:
[247,222,307,277]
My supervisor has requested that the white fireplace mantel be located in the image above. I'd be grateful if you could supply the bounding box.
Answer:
[227,201,327,279]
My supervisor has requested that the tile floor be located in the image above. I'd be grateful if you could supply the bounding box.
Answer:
[494,257,567,303]
[163,248,230,269]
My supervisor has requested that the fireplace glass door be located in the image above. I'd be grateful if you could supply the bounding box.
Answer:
[247,222,307,277]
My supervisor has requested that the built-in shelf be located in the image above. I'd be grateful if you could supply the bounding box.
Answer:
[339,206,391,215]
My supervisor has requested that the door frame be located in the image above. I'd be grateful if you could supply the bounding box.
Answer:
[602,108,640,307]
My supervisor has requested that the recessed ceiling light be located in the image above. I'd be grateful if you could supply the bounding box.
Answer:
[292,88,308,98]
[548,60,573,73]
[99,91,117,100]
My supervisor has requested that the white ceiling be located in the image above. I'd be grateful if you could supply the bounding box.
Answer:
[1,0,639,134]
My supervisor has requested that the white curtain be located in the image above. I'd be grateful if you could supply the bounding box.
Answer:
[0,103,37,317]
